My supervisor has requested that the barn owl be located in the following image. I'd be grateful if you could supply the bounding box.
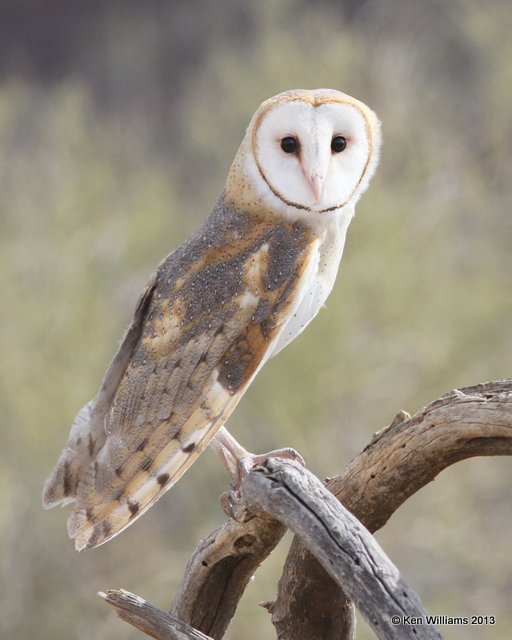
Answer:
[43,89,381,550]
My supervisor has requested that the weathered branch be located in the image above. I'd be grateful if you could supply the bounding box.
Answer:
[102,460,441,640]
[169,511,286,639]
[331,380,512,529]
[241,459,442,640]
[98,589,213,640]
[272,379,512,639]
[100,379,512,639]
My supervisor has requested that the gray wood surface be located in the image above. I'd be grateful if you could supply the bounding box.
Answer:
[99,589,213,640]
[241,459,442,640]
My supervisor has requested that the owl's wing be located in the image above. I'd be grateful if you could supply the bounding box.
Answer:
[42,273,158,508]
[45,216,319,550]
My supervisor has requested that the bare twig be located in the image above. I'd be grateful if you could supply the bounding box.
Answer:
[98,589,213,640]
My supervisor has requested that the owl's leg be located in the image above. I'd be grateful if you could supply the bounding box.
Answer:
[211,426,304,488]
[209,429,241,479]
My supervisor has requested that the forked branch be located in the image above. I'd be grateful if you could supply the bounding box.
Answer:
[272,380,512,639]
[102,462,441,640]
[100,379,512,639]
[241,459,442,639]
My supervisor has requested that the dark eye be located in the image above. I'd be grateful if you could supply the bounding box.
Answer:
[280,136,298,153]
[331,135,347,153]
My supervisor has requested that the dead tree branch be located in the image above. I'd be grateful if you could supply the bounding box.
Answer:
[98,589,213,640]
[102,461,441,640]
[272,379,512,639]
[170,512,286,638]
[241,459,442,640]
[99,379,512,639]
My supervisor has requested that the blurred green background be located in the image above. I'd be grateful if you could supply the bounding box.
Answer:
[1,1,511,638]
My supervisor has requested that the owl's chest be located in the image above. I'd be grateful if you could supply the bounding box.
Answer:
[270,214,351,357]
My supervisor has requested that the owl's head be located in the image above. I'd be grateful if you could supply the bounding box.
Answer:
[226,89,381,219]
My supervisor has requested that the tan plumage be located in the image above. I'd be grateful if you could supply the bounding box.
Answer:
[43,89,380,550]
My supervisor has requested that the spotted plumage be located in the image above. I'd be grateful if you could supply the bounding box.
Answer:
[43,89,381,550]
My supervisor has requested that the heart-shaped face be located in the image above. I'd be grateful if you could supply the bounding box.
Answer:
[246,89,380,215]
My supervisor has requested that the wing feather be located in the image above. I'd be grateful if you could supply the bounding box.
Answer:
[42,273,158,508]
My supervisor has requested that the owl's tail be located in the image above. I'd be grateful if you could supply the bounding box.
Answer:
[67,411,224,551]
[42,401,107,509]
[45,372,237,551]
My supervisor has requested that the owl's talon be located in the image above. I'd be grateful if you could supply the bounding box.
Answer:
[235,447,305,490]
[212,427,306,494]
[219,489,255,523]
[244,447,305,470]
[219,491,235,518]
[217,439,305,524]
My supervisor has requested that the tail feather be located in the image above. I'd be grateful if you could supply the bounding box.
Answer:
[68,379,234,550]
[42,401,106,508]
[69,421,216,550]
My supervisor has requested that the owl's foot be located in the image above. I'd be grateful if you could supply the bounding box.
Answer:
[211,426,304,520]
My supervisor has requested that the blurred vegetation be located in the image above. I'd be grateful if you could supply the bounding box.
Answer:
[1,1,511,638]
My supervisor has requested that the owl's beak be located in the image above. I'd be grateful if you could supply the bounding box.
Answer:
[308,173,325,203]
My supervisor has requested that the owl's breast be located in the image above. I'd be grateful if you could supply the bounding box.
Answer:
[270,211,352,357]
